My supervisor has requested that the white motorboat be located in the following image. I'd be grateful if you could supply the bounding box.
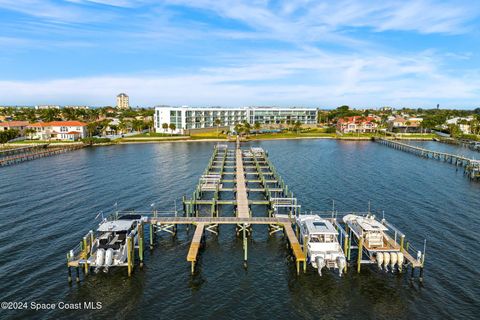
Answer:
[87,214,141,273]
[343,214,404,272]
[297,215,346,276]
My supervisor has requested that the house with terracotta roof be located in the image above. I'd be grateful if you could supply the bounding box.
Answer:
[28,121,87,141]
[387,116,424,133]
[0,121,30,133]
[336,116,378,133]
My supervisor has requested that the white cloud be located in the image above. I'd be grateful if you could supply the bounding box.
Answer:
[1,50,478,108]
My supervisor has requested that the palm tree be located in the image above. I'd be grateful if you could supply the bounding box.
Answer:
[109,124,118,135]
[234,123,243,136]
[40,108,60,122]
[87,109,100,122]
[162,123,169,133]
[242,121,251,136]
[86,122,97,137]
[132,119,144,133]
[24,128,36,140]
[214,118,221,137]
[169,123,176,135]
[293,121,302,133]
[62,108,78,120]
[253,121,261,135]
[118,121,128,134]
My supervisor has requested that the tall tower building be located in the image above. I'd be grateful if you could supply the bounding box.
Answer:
[116,93,130,109]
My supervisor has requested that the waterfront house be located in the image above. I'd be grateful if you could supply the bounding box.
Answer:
[445,117,473,134]
[28,121,87,141]
[387,116,424,133]
[0,121,30,134]
[336,116,378,133]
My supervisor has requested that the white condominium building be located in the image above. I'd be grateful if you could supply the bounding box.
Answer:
[154,106,318,134]
[116,93,130,109]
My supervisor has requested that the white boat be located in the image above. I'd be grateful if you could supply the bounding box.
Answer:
[87,214,141,273]
[296,215,346,276]
[343,214,404,272]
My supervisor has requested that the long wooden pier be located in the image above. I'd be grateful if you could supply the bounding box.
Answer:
[375,138,480,180]
[0,143,85,167]
[235,146,250,218]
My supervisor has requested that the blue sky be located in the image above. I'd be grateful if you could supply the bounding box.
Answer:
[0,0,480,108]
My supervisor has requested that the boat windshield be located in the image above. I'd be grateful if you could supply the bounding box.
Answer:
[310,234,337,243]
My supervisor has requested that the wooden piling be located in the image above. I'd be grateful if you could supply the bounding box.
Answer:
[127,236,133,277]
[138,222,144,268]
[357,236,363,273]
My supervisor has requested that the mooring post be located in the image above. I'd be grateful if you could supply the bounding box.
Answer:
[243,223,248,268]
[127,236,133,277]
[357,236,363,273]
[150,223,155,249]
[344,234,349,271]
[139,222,144,268]
[82,236,89,275]
[400,234,405,251]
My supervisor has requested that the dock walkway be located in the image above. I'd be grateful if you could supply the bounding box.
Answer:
[236,147,250,218]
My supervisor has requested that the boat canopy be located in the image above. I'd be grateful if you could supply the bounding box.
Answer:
[355,217,388,232]
[97,220,135,232]
[304,218,338,235]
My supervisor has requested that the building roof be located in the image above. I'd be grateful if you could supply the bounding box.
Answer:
[337,116,376,124]
[29,121,87,127]
[0,121,29,127]
[117,93,128,97]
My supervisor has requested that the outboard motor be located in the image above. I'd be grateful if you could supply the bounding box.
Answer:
[337,256,346,277]
[390,252,397,272]
[383,252,390,272]
[95,249,105,273]
[397,252,404,272]
[376,252,383,270]
[103,248,114,273]
[315,256,325,276]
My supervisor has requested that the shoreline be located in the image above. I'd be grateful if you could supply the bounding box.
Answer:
[3,135,436,148]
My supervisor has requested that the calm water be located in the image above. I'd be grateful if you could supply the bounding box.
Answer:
[1,140,479,319]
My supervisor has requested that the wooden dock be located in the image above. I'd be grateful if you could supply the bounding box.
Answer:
[187,223,205,273]
[0,143,84,167]
[236,147,250,218]
[375,138,480,180]
[66,141,424,282]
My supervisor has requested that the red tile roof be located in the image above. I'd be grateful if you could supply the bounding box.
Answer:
[0,121,30,127]
[28,121,87,127]
[337,116,376,124]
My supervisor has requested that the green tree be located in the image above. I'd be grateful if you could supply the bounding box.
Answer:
[40,108,60,122]
[234,123,243,135]
[86,122,97,137]
[214,118,221,137]
[162,123,169,133]
[293,121,302,133]
[24,128,36,140]
[169,123,176,135]
[0,129,19,143]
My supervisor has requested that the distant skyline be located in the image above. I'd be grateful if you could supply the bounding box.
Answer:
[1,0,480,108]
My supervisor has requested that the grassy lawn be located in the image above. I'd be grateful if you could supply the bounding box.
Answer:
[129,132,181,137]
[189,132,228,140]
[9,140,80,144]
[392,133,437,139]
[249,131,336,140]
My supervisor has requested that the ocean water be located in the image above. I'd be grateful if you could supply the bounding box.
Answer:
[0,140,479,319]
